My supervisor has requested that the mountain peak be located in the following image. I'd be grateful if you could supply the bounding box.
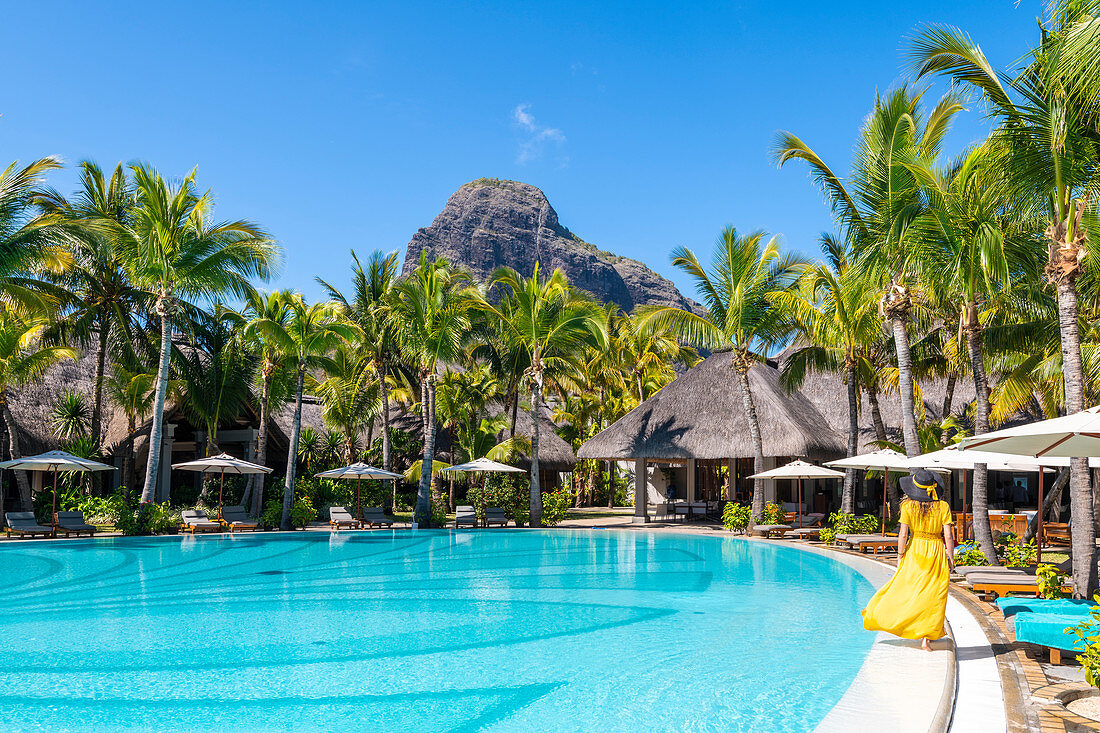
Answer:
[403,179,697,313]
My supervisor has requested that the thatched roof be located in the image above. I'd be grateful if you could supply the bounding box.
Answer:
[578,350,844,461]
[512,403,577,471]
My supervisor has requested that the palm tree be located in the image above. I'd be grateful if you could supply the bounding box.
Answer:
[35,161,150,449]
[230,289,293,516]
[103,363,156,492]
[314,344,379,464]
[616,310,698,401]
[485,264,606,526]
[249,294,354,530]
[318,250,401,512]
[391,253,478,526]
[120,164,277,503]
[0,308,79,509]
[911,6,1100,593]
[645,227,805,522]
[777,237,883,514]
[0,156,66,313]
[774,87,963,458]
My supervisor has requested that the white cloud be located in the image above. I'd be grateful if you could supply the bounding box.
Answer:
[512,104,565,164]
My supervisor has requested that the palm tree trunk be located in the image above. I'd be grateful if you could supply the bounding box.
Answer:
[124,416,136,493]
[842,362,858,514]
[867,386,888,443]
[415,375,435,526]
[509,388,519,438]
[529,378,543,527]
[941,374,956,421]
[378,354,396,514]
[141,312,173,504]
[636,373,645,403]
[91,323,109,448]
[889,315,921,457]
[733,359,765,523]
[280,364,305,531]
[1025,468,1069,542]
[1056,277,1096,596]
[249,372,272,518]
[0,394,31,510]
[966,322,998,565]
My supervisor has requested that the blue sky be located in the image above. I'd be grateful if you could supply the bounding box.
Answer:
[1,1,1037,303]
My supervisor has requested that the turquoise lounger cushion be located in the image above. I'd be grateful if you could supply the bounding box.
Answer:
[996,597,1095,619]
[1013,612,1088,652]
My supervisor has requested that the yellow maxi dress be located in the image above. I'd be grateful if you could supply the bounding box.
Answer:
[861,499,953,640]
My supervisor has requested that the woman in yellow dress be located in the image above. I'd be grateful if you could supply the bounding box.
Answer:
[862,468,956,651]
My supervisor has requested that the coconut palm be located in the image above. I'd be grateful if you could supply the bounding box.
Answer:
[616,310,698,402]
[35,161,150,449]
[249,294,354,530]
[391,253,479,526]
[774,87,963,458]
[644,227,806,522]
[318,250,402,512]
[0,156,67,313]
[314,344,379,464]
[777,237,883,513]
[0,308,79,509]
[911,6,1100,592]
[119,164,277,503]
[484,264,606,527]
[103,363,157,492]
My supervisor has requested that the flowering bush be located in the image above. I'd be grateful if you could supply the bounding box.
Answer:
[722,502,751,533]
[760,502,785,525]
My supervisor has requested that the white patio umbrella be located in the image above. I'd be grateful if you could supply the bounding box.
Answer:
[173,453,272,519]
[0,450,117,519]
[748,460,844,527]
[439,457,526,474]
[316,462,403,521]
[826,449,915,536]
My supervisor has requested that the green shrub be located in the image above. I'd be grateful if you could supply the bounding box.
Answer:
[1000,540,1037,568]
[953,542,989,567]
[1036,563,1069,600]
[468,473,530,526]
[722,502,751,533]
[819,527,836,544]
[541,489,572,527]
[289,496,316,528]
[260,498,282,529]
[116,502,177,535]
[759,502,785,525]
[828,512,879,535]
[1072,597,1100,688]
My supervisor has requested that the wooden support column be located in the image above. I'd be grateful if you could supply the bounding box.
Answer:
[686,459,697,502]
[727,459,735,500]
[632,458,649,524]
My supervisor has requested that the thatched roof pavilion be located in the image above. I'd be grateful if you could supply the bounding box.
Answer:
[579,350,843,462]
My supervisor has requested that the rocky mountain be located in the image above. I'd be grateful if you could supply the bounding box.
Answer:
[402,179,699,313]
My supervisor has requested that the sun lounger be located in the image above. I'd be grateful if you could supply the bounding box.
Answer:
[180,510,222,534]
[967,574,1072,599]
[220,505,259,533]
[749,524,791,538]
[484,507,509,527]
[835,534,899,554]
[454,505,478,528]
[4,511,55,539]
[1013,611,1088,664]
[329,506,359,531]
[784,527,822,540]
[995,597,1095,619]
[53,510,96,537]
[956,566,1031,578]
[361,506,393,528]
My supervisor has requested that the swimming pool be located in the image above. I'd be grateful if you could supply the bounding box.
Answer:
[0,530,876,731]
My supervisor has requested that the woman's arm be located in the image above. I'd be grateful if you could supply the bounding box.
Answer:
[943,523,955,572]
[897,523,908,559]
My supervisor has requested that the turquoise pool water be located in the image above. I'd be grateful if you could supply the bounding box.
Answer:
[0,530,876,732]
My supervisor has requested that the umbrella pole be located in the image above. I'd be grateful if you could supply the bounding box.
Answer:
[798,478,803,528]
[357,475,362,524]
[1036,469,1044,566]
[881,469,888,537]
[219,470,225,520]
[962,470,969,542]
[52,469,58,521]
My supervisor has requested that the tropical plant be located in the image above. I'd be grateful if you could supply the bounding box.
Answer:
[485,264,607,526]
[0,156,66,312]
[249,294,354,530]
[722,502,751,533]
[644,227,806,521]
[103,363,157,493]
[314,345,379,464]
[50,390,90,441]
[910,0,1100,594]
[120,164,277,503]
[391,253,478,526]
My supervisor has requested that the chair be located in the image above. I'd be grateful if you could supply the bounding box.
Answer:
[688,501,709,521]
[484,507,509,527]
[329,506,359,531]
[4,511,54,539]
[784,527,822,540]
[455,505,478,528]
[361,506,394,528]
[180,510,222,534]
[54,510,96,537]
[749,524,791,538]
[836,534,899,555]
[1044,523,1072,546]
[1012,611,1088,664]
[967,573,1072,599]
[220,505,259,533]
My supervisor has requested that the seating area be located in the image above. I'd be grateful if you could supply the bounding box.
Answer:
[453,506,511,528]
[181,510,222,534]
[4,511,54,539]
[53,510,96,537]
[220,505,259,533]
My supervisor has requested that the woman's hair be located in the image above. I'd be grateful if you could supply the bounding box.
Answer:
[903,496,940,517]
